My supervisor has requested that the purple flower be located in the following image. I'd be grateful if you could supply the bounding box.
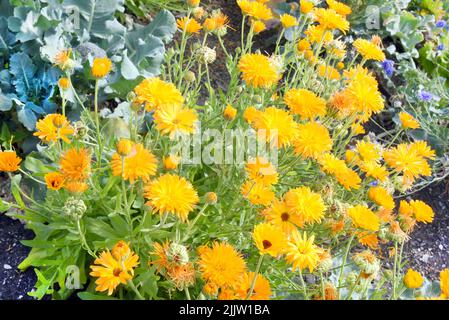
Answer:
[368,181,379,187]
[436,20,447,28]
[437,44,444,51]
[418,90,433,102]
[381,59,394,77]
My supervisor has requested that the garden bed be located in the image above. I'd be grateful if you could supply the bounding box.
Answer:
[1,0,449,301]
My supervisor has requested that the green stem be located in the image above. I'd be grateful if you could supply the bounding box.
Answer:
[76,219,95,257]
[246,255,264,299]
[184,287,191,300]
[298,268,308,299]
[127,279,145,300]
[338,234,355,294]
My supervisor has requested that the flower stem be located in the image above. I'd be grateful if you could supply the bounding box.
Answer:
[127,279,145,300]
[246,254,264,299]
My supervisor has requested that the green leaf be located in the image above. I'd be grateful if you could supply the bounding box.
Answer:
[0,197,11,212]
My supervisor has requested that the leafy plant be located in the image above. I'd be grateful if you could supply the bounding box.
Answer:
[0,0,176,151]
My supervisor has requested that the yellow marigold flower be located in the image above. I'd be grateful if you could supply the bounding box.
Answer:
[351,123,365,135]
[241,180,275,206]
[326,0,352,16]
[198,242,247,290]
[154,104,198,139]
[90,245,139,295]
[186,0,200,7]
[116,138,133,156]
[300,0,315,14]
[34,114,74,144]
[133,78,184,112]
[58,77,70,90]
[91,57,112,78]
[163,154,180,170]
[353,38,385,61]
[168,263,196,290]
[411,140,436,159]
[60,148,91,181]
[243,106,260,123]
[293,122,332,160]
[329,90,353,116]
[348,204,380,231]
[284,186,326,224]
[440,269,449,297]
[305,25,334,44]
[235,272,272,300]
[245,157,278,186]
[319,153,361,190]
[280,14,298,29]
[263,198,303,234]
[345,78,384,118]
[252,20,267,34]
[144,174,199,221]
[203,18,216,32]
[0,150,21,172]
[64,181,89,194]
[404,269,424,289]
[177,17,202,34]
[110,143,158,183]
[237,0,273,20]
[284,88,327,120]
[285,231,321,272]
[368,186,395,210]
[44,172,65,191]
[203,281,219,296]
[297,39,311,52]
[223,105,237,120]
[210,10,229,33]
[53,49,73,70]
[250,107,299,148]
[312,8,349,33]
[238,53,280,88]
[383,143,433,182]
[318,64,341,80]
[357,231,379,250]
[399,112,420,129]
[253,223,287,257]
[356,140,382,163]
[360,161,389,182]
[409,200,434,223]
[205,191,218,204]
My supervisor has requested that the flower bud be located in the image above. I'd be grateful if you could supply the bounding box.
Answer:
[167,242,189,266]
[63,197,87,220]
[197,46,216,64]
[205,192,218,204]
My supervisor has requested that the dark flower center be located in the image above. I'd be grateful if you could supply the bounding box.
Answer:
[113,268,122,277]
[262,240,272,249]
[281,213,290,221]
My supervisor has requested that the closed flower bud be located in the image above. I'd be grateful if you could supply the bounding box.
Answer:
[163,155,180,170]
[193,7,205,20]
[58,77,70,90]
[223,105,237,120]
[205,192,218,204]
[74,121,88,139]
[63,197,87,220]
[197,46,216,64]
[186,0,200,8]
[167,242,189,266]
[184,70,197,83]
[116,138,133,156]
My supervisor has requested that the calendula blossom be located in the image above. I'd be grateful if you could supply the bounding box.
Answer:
[0,150,21,172]
[285,231,322,272]
[404,268,424,289]
[238,53,280,88]
[253,222,287,257]
[133,77,184,112]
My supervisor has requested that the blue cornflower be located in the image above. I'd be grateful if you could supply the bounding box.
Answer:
[437,44,444,51]
[436,20,447,28]
[417,90,433,102]
[381,59,394,77]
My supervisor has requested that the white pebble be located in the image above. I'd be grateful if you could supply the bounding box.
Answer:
[3,264,12,270]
